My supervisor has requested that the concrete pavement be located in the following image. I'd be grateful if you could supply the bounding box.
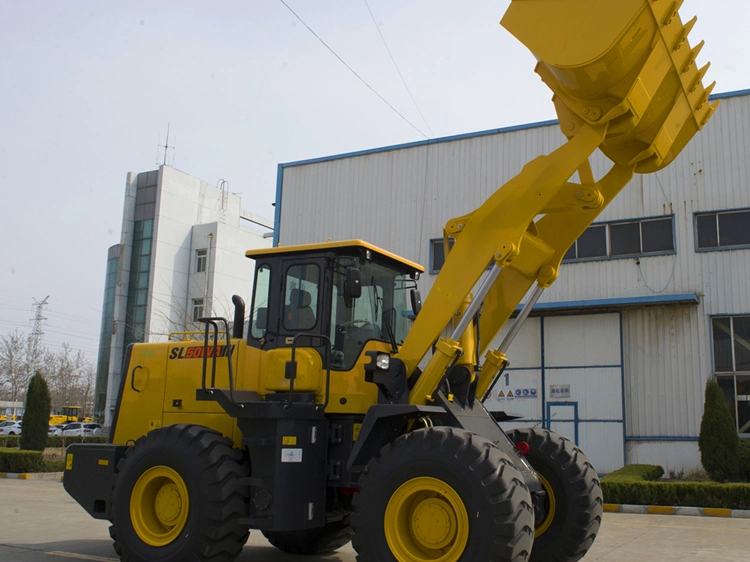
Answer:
[1,479,749,561]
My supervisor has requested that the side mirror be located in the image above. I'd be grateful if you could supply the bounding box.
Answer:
[344,267,362,300]
[410,289,422,317]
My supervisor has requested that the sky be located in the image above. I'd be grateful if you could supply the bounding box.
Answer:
[1,0,747,364]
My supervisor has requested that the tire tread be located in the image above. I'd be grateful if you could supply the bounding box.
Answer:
[109,424,249,562]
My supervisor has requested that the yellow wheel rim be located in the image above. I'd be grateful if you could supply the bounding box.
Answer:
[384,476,469,562]
[535,473,556,537]
[130,466,189,547]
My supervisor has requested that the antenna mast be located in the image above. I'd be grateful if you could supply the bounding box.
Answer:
[158,124,176,167]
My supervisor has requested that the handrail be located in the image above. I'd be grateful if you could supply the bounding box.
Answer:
[198,317,237,408]
[169,330,226,341]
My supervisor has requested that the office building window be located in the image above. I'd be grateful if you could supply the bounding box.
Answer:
[196,249,208,273]
[563,216,674,262]
[712,316,750,435]
[125,219,153,347]
[696,209,750,250]
[193,298,205,322]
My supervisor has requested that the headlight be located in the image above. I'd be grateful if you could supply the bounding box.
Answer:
[376,354,390,370]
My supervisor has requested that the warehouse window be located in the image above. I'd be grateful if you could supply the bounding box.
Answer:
[696,209,750,250]
[564,225,607,260]
[429,237,455,273]
[195,249,207,273]
[712,316,750,435]
[563,216,674,262]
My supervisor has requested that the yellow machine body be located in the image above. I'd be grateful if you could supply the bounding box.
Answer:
[111,240,418,446]
[113,0,717,449]
[72,4,718,561]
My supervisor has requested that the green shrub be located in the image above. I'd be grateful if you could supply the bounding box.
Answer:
[602,464,664,482]
[19,373,51,452]
[46,436,108,448]
[699,379,741,482]
[602,479,750,510]
[739,439,750,483]
[43,459,65,472]
[0,435,108,449]
[0,449,44,473]
[0,435,20,448]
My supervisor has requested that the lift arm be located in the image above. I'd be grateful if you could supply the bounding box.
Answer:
[401,0,717,405]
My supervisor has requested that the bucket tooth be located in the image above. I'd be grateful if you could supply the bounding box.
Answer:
[701,101,719,127]
[689,63,711,93]
[672,16,696,51]
[662,0,685,27]
[696,82,716,110]
[682,41,704,74]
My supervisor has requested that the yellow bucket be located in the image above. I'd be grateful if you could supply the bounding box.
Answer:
[502,0,717,173]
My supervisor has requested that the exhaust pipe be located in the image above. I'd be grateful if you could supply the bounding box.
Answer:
[232,295,245,339]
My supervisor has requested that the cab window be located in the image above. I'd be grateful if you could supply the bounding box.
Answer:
[330,260,409,370]
[283,264,320,331]
[250,264,272,339]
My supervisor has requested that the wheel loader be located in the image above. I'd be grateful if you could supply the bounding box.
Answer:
[64,1,717,560]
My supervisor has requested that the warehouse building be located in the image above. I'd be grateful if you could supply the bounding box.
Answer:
[272,89,750,474]
[93,166,272,425]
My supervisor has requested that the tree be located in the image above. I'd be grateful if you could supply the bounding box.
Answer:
[44,344,93,414]
[0,330,30,402]
[20,372,51,452]
[698,378,740,482]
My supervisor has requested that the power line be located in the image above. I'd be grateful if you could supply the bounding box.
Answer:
[0,303,33,312]
[363,0,434,137]
[278,0,428,139]
[0,302,101,325]
[43,327,101,343]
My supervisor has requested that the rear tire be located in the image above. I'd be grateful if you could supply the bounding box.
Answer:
[263,515,353,554]
[351,426,535,561]
[109,424,249,562]
[508,428,602,562]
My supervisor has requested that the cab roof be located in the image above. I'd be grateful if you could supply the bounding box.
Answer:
[245,239,424,273]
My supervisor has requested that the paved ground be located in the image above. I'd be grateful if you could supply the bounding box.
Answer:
[1,479,749,561]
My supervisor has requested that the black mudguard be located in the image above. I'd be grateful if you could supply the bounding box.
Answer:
[63,443,128,520]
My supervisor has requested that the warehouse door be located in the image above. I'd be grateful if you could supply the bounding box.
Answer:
[484,313,625,474]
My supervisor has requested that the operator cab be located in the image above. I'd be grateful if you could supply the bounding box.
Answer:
[245,240,423,370]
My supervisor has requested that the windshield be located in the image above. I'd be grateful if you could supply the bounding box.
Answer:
[330,259,411,370]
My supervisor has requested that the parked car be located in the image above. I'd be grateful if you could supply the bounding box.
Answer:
[0,421,22,435]
[61,423,102,437]
[48,424,66,436]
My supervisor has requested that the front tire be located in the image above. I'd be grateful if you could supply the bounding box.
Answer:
[109,424,250,562]
[508,428,602,562]
[351,426,535,562]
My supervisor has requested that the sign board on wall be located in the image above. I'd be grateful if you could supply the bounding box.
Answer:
[497,388,538,399]
[550,384,571,399]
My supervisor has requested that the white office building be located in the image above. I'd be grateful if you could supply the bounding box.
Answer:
[94,166,272,425]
